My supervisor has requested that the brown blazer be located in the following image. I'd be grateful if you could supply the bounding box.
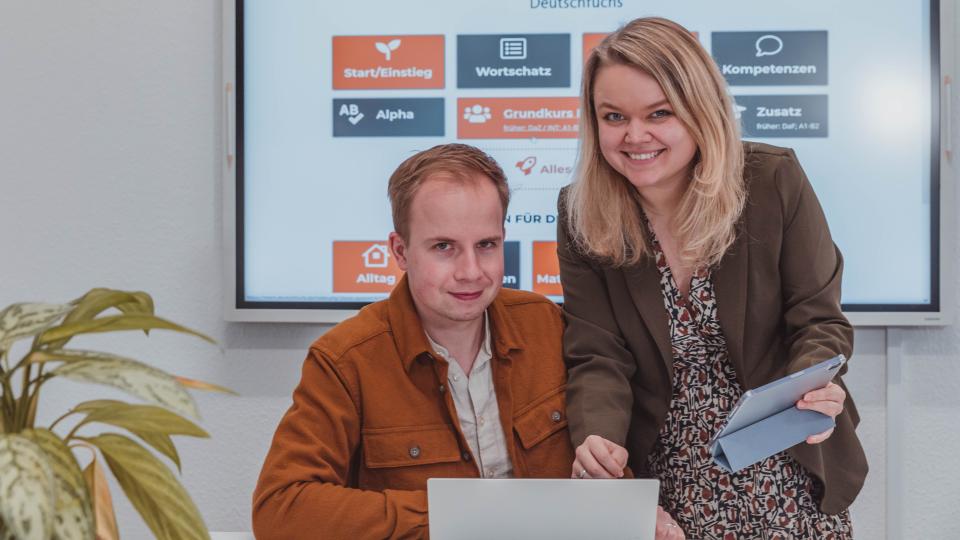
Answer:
[557,142,867,515]
[252,275,574,539]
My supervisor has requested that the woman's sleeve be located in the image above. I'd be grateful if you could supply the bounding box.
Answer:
[774,150,854,374]
[556,191,637,448]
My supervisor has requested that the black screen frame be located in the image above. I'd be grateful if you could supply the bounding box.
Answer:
[233,0,943,313]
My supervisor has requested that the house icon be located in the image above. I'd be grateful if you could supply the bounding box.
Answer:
[362,244,390,268]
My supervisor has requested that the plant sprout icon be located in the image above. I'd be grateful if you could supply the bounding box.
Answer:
[375,39,402,61]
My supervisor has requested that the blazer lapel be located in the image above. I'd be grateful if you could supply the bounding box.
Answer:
[713,225,749,379]
[623,256,674,379]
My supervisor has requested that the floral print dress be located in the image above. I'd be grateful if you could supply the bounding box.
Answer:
[645,234,852,540]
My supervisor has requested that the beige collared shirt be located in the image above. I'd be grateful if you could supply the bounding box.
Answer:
[426,314,514,479]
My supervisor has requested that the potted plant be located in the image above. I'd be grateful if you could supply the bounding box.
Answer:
[0,288,232,540]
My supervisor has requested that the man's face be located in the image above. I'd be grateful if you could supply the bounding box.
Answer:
[389,174,504,331]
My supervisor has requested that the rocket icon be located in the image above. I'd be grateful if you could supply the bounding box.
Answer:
[516,156,537,176]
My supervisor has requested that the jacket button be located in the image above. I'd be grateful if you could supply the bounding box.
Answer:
[550,410,562,422]
[409,446,421,458]
[438,384,446,394]
[462,451,471,461]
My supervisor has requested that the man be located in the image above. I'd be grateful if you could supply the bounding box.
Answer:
[252,144,574,539]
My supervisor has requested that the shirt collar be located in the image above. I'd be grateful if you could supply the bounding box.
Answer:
[424,312,492,374]
[388,274,523,372]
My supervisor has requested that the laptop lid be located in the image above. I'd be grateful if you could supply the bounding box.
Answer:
[427,478,659,540]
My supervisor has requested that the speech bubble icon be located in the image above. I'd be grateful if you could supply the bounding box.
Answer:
[755,34,783,57]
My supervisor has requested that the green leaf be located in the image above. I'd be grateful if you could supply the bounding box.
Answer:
[80,401,207,437]
[71,399,128,413]
[0,303,73,350]
[84,434,209,540]
[72,401,206,472]
[136,432,182,473]
[65,289,154,323]
[48,352,199,419]
[46,290,156,349]
[22,429,94,540]
[0,434,56,540]
[37,313,214,346]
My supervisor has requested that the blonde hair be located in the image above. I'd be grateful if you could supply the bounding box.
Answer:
[388,143,509,239]
[565,17,745,268]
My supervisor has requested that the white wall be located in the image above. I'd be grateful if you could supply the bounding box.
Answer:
[0,2,957,539]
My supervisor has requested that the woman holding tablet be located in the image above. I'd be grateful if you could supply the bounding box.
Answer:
[559,17,867,538]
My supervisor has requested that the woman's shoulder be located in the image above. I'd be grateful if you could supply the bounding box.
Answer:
[743,141,796,176]
[741,141,808,202]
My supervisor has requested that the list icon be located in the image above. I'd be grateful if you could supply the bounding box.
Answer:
[500,38,527,60]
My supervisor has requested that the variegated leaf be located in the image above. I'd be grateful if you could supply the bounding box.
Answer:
[29,349,124,365]
[85,434,209,540]
[174,376,238,395]
[22,429,94,540]
[81,455,119,540]
[0,434,56,540]
[0,519,17,540]
[0,303,73,350]
[50,353,199,419]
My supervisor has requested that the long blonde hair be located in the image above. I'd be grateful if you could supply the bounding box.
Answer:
[565,17,745,268]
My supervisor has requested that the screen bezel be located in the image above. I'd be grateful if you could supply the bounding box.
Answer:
[222,0,955,325]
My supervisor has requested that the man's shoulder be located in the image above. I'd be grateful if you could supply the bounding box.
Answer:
[497,288,561,312]
[495,288,563,333]
[309,299,393,363]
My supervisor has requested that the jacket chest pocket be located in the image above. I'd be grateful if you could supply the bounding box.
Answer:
[362,423,463,475]
[513,385,568,449]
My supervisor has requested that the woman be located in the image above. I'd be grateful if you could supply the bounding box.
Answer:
[559,17,867,539]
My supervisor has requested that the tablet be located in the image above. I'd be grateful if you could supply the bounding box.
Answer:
[709,354,846,447]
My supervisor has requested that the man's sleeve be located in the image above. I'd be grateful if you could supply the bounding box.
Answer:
[252,349,428,539]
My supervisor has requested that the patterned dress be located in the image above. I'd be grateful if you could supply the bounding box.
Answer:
[645,234,853,540]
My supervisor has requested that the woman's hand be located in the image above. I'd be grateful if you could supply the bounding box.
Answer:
[655,506,685,540]
[571,434,628,479]
[797,381,845,444]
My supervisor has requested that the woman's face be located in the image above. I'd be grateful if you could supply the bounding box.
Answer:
[592,63,698,196]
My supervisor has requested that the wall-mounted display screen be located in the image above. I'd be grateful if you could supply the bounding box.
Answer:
[233,0,944,321]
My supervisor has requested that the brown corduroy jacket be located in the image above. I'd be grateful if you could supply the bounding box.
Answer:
[558,142,868,515]
[252,276,574,539]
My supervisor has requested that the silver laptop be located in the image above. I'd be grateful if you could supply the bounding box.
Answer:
[427,478,659,540]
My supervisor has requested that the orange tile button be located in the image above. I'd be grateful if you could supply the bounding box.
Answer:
[333,241,403,293]
[582,33,609,64]
[583,31,697,64]
[458,97,580,139]
[333,35,444,90]
[532,241,563,296]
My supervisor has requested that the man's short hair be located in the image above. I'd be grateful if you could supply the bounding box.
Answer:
[388,143,510,239]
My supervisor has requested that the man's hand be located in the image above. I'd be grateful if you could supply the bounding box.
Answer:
[797,381,845,444]
[570,434,628,479]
